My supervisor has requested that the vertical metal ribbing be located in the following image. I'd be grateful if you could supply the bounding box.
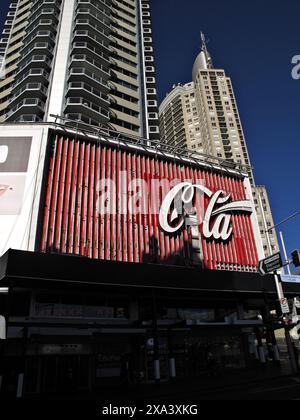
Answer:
[149,156,156,260]
[93,144,100,259]
[67,139,80,255]
[213,172,223,267]
[237,177,258,269]
[158,159,165,260]
[205,169,212,268]
[39,137,260,272]
[86,143,95,258]
[141,156,149,259]
[115,149,121,262]
[235,178,251,268]
[131,154,138,263]
[110,149,116,261]
[40,136,57,252]
[175,163,184,261]
[135,154,144,263]
[226,176,236,268]
[104,147,111,260]
[74,142,84,255]
[54,137,67,252]
[60,138,73,253]
[126,152,133,262]
[47,136,63,251]
[233,177,247,268]
[81,142,89,257]
[121,150,128,262]
[99,146,106,260]
[145,155,152,260]
[227,175,239,268]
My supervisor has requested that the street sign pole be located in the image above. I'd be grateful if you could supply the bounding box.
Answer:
[258,193,298,373]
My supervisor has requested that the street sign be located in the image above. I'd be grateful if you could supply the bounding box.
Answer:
[281,274,300,284]
[279,298,290,314]
[258,252,283,276]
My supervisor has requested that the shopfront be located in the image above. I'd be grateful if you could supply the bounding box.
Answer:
[0,249,290,397]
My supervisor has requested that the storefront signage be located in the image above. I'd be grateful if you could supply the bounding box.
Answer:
[159,182,253,241]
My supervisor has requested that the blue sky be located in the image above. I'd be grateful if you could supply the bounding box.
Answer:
[1,0,299,259]
[151,0,300,259]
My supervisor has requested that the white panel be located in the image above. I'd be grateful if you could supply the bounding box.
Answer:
[0,125,49,255]
[46,0,76,121]
[244,177,265,260]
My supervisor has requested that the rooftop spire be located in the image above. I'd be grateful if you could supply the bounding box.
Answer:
[200,32,213,69]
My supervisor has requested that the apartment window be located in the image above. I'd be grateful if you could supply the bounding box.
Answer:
[145,66,154,72]
[146,77,155,83]
[142,11,150,16]
[147,100,157,106]
[142,4,150,8]
[147,88,156,94]
[143,28,152,34]
[144,46,153,52]
[145,56,154,62]
[144,37,152,42]
[148,112,158,119]
[149,126,159,133]
[143,20,151,25]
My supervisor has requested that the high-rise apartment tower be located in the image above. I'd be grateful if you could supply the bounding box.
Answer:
[0,0,160,141]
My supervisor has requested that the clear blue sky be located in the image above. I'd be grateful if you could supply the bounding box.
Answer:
[0,0,299,258]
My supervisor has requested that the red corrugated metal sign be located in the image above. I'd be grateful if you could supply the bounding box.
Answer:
[39,134,260,272]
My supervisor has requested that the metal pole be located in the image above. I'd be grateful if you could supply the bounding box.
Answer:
[258,194,297,373]
[279,231,292,275]
[267,210,300,233]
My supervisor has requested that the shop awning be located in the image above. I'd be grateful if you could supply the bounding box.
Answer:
[0,249,288,297]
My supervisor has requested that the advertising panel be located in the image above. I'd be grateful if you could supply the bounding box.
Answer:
[39,134,264,272]
[0,126,48,255]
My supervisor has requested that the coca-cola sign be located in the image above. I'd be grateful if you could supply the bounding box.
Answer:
[159,182,253,241]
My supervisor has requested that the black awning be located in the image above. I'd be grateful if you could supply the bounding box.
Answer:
[0,249,285,297]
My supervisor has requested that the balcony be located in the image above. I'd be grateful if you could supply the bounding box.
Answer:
[6,98,45,120]
[73,30,110,53]
[26,9,60,33]
[22,20,58,46]
[9,82,48,106]
[68,67,109,91]
[16,55,52,79]
[75,9,111,32]
[21,42,54,63]
[77,0,111,20]
[12,68,50,91]
[70,54,110,78]
[67,81,110,107]
[22,30,57,50]
[64,97,109,122]
[75,20,111,43]
[14,114,43,123]
[71,42,110,65]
